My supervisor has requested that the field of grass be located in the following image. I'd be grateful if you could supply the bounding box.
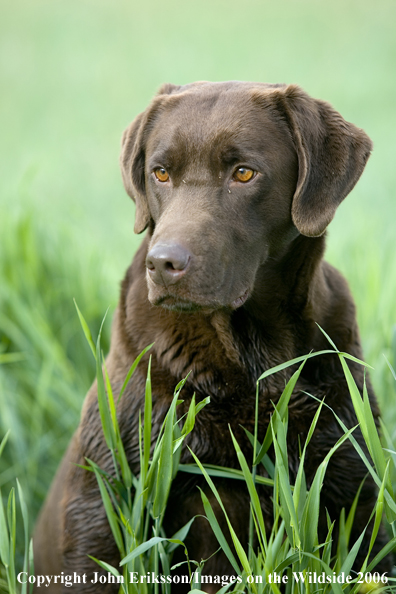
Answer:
[1,0,396,587]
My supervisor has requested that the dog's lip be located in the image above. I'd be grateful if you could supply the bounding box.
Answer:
[154,294,205,312]
[152,290,250,312]
[231,288,250,310]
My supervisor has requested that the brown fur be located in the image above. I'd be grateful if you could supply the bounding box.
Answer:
[33,82,390,592]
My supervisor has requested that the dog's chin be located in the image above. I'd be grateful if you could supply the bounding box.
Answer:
[156,296,204,313]
[148,288,250,313]
[150,294,215,313]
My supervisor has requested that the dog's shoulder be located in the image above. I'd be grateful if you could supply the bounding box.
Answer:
[314,259,360,349]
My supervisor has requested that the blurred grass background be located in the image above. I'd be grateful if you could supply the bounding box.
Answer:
[0,0,396,549]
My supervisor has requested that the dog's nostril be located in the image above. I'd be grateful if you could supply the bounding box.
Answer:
[146,243,191,285]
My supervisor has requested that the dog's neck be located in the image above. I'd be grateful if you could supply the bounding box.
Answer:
[116,232,332,392]
[227,233,329,378]
[245,233,327,319]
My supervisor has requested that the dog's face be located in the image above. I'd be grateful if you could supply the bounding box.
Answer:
[121,82,372,312]
[140,85,299,311]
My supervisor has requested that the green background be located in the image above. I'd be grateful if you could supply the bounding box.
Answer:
[1,0,396,541]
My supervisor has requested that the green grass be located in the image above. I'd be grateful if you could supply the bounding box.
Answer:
[16,315,393,594]
[0,211,114,522]
[2,334,396,593]
[0,0,396,588]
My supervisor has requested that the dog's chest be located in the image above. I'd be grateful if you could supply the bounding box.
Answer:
[174,376,299,469]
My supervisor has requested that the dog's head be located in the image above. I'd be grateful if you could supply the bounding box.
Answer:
[120,81,372,312]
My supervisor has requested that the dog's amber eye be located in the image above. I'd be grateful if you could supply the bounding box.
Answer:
[233,167,254,183]
[154,167,170,182]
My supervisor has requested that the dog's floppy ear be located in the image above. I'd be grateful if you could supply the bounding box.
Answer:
[279,85,373,237]
[120,111,150,234]
[120,83,181,234]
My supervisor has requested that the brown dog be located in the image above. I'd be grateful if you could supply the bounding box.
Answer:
[33,81,390,592]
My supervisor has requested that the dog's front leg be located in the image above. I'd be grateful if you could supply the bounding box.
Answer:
[61,468,121,593]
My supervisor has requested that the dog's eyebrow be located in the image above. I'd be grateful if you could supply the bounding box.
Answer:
[147,151,173,169]
[217,144,252,166]
[216,145,267,174]
[219,146,242,164]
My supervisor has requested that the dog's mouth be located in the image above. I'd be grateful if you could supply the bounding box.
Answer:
[231,288,250,310]
[155,295,204,313]
[152,288,250,313]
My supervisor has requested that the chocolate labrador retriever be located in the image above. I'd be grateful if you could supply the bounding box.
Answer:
[33,81,390,591]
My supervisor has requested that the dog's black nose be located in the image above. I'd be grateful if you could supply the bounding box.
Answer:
[146,243,191,285]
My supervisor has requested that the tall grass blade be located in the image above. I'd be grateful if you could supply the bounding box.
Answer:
[181,394,196,436]
[88,556,122,578]
[339,526,366,577]
[74,299,97,359]
[104,361,118,441]
[0,430,10,459]
[95,321,115,451]
[179,463,273,486]
[118,344,154,404]
[166,517,196,553]
[271,428,300,547]
[229,428,266,542]
[309,393,396,520]
[257,350,334,382]
[188,449,255,590]
[344,477,366,548]
[120,536,186,565]
[367,461,388,559]
[87,460,125,556]
[338,354,396,522]
[299,426,357,565]
[194,396,211,415]
[297,552,344,594]
[0,489,9,568]
[293,399,325,515]
[315,323,338,350]
[199,489,240,575]
[383,354,396,381]
[322,516,335,568]
[17,480,30,594]
[143,356,152,483]
[365,535,396,573]
[255,360,306,466]
[152,392,178,518]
